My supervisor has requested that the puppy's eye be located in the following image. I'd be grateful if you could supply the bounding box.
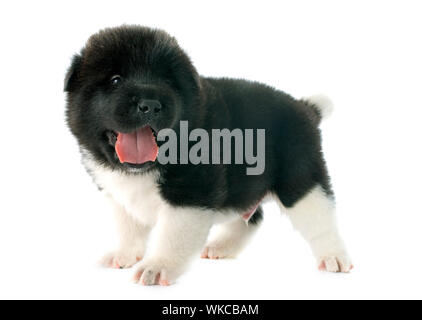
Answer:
[110,75,122,85]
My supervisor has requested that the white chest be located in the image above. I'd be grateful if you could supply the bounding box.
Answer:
[87,161,165,226]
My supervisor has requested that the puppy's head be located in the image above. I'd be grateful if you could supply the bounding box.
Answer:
[65,25,201,172]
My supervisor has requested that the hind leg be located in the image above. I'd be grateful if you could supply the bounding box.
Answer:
[278,186,352,273]
[201,207,263,259]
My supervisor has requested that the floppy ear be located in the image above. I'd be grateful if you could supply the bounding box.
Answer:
[64,54,82,92]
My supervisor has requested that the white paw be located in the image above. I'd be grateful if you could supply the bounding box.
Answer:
[309,229,353,273]
[318,255,353,273]
[100,251,143,269]
[133,259,183,286]
[201,243,238,260]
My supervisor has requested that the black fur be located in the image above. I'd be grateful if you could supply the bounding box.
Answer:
[65,25,333,220]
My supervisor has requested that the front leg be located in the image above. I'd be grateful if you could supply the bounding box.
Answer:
[134,205,213,286]
[101,196,152,269]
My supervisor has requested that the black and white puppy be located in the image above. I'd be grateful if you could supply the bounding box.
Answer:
[65,25,352,286]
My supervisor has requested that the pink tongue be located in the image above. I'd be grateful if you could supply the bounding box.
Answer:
[115,126,159,164]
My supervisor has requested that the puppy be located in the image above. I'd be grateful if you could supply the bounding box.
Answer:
[65,25,352,286]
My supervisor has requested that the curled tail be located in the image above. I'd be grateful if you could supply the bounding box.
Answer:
[302,94,334,124]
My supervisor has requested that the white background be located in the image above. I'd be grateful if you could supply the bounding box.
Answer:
[0,0,421,300]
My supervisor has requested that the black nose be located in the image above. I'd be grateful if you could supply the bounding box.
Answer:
[138,99,161,114]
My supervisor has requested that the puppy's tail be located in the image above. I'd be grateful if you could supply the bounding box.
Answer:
[302,94,334,124]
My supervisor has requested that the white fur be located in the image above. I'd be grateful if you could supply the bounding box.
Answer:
[83,152,234,284]
[99,196,152,268]
[135,205,214,285]
[280,185,352,272]
[89,167,163,228]
[305,94,334,120]
[83,149,351,282]
[202,216,259,259]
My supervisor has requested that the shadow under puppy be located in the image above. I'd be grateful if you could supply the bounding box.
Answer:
[65,25,352,286]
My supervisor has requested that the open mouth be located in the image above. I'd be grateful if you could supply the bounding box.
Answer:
[106,126,159,166]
